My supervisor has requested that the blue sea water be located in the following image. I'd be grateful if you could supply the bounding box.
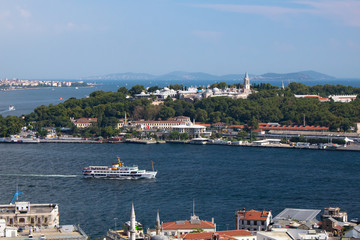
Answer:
[0,143,359,238]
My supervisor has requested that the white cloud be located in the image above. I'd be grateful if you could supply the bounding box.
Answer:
[297,0,360,27]
[193,3,314,17]
[194,0,360,27]
[0,11,11,20]
[18,8,31,18]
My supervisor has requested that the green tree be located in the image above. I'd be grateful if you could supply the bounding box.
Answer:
[117,86,128,95]
[158,106,175,120]
[36,129,48,138]
[180,132,189,140]
[129,85,145,96]
[148,86,160,92]
[168,131,180,140]
[237,131,248,140]
[209,112,221,123]
[102,126,118,138]
[195,109,208,122]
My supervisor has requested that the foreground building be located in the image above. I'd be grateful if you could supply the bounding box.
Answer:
[0,201,59,228]
[0,198,87,240]
[273,208,321,230]
[235,209,272,231]
[162,214,216,237]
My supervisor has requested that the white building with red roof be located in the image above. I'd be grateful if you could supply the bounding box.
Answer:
[235,209,272,231]
[131,120,184,130]
[71,118,98,128]
[162,214,216,237]
[329,95,357,103]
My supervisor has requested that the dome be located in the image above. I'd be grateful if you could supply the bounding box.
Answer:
[213,87,220,92]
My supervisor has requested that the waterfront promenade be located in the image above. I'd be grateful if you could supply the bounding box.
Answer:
[5,137,356,152]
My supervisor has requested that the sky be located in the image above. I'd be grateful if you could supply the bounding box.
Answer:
[0,0,359,79]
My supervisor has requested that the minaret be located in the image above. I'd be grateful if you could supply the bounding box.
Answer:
[130,203,136,240]
[155,209,161,235]
[190,199,200,224]
[124,111,127,126]
[243,72,250,92]
[281,81,285,90]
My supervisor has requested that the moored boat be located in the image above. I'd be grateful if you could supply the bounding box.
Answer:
[82,156,157,179]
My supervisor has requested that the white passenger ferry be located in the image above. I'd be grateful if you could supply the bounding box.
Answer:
[82,157,157,179]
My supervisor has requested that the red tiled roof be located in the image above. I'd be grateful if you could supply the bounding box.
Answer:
[134,120,183,124]
[212,122,227,126]
[163,220,215,230]
[182,230,252,240]
[338,96,356,99]
[74,118,98,123]
[196,123,211,127]
[228,125,245,129]
[182,232,213,240]
[334,225,343,230]
[236,210,271,221]
[216,230,252,237]
[258,123,329,131]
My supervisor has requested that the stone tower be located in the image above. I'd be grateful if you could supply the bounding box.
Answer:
[243,72,250,92]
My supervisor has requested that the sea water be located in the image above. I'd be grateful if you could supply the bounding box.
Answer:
[0,143,359,238]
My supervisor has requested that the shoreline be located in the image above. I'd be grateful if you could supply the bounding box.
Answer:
[2,139,360,152]
[0,86,93,91]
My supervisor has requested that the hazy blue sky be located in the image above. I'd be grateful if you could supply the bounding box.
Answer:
[0,0,359,79]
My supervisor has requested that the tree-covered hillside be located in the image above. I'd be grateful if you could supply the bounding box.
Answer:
[1,82,360,137]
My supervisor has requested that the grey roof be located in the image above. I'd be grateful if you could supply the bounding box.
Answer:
[274,208,321,222]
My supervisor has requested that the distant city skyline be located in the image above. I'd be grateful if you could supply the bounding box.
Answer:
[0,0,359,79]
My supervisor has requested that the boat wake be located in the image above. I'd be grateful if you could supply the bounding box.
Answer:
[0,173,79,178]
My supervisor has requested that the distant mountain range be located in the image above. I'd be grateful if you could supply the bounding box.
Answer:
[83,70,336,81]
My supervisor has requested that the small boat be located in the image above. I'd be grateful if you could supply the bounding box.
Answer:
[82,156,157,179]
[9,105,15,111]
